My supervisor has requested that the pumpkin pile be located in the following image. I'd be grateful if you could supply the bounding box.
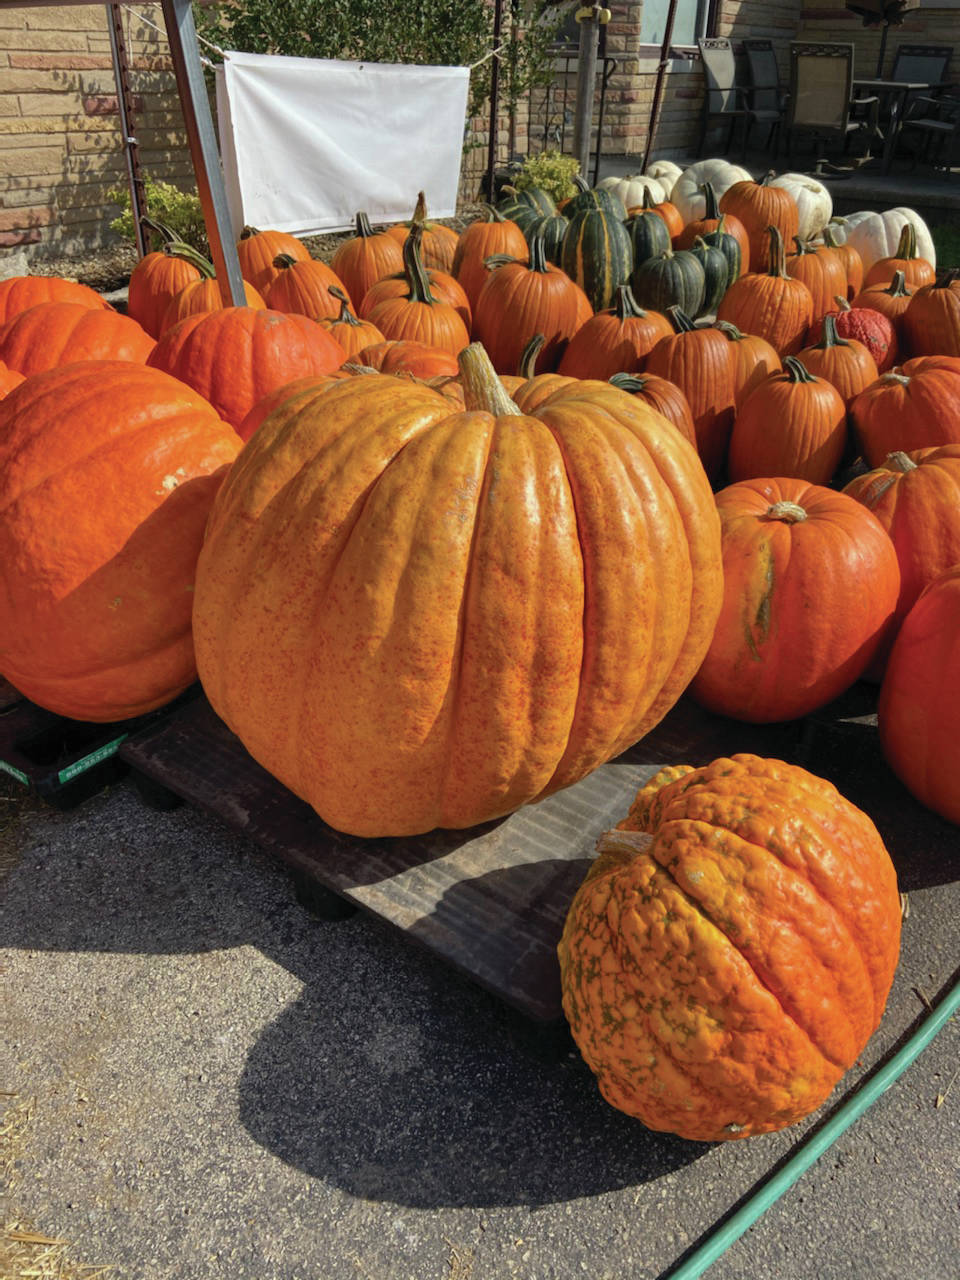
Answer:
[2,164,957,1146]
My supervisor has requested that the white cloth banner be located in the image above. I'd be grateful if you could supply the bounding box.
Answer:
[215,50,470,237]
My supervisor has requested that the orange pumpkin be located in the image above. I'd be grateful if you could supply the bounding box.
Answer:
[691,477,900,722]
[716,227,814,357]
[878,564,960,825]
[862,222,936,291]
[674,182,749,269]
[0,274,110,326]
[0,301,154,375]
[235,225,311,295]
[786,236,848,324]
[902,273,960,358]
[843,445,960,675]
[558,754,901,1141]
[386,191,460,272]
[127,238,204,339]
[608,371,697,448]
[365,228,470,357]
[191,343,723,836]
[850,270,914,336]
[557,284,671,379]
[0,362,241,721]
[796,313,879,411]
[719,173,799,272]
[147,307,346,429]
[330,211,405,308]
[354,339,459,379]
[161,272,265,334]
[805,297,898,374]
[451,204,529,313]
[727,356,846,485]
[318,288,385,358]
[360,230,471,332]
[262,253,352,321]
[715,320,781,409]
[822,224,863,301]
[850,355,960,465]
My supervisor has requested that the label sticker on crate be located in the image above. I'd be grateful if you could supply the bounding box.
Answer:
[57,733,129,785]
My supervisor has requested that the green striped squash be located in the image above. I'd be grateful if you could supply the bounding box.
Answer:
[567,174,628,220]
[525,210,570,266]
[690,235,730,317]
[560,193,634,312]
[702,213,743,287]
[497,184,557,233]
[630,248,705,317]
[627,206,671,269]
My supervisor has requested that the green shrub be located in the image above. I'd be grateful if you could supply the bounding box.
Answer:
[107,180,208,254]
[515,150,581,204]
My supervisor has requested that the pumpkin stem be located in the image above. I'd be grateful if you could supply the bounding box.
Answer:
[699,182,721,222]
[239,225,262,240]
[764,226,789,278]
[272,252,299,270]
[613,283,649,321]
[162,241,215,278]
[812,313,851,351]
[642,184,657,209]
[882,270,912,298]
[886,450,918,473]
[833,295,851,312]
[881,369,911,386]
[401,225,438,305]
[480,203,508,223]
[665,304,696,334]
[329,285,361,326]
[409,191,429,227]
[526,228,550,275]
[516,333,545,379]
[893,221,918,261]
[932,268,960,290]
[766,499,808,523]
[595,828,656,861]
[572,174,591,193]
[791,235,815,257]
[459,342,522,415]
[715,319,747,342]
[609,372,648,393]
[783,356,817,384]
[822,225,841,249]
[139,215,181,249]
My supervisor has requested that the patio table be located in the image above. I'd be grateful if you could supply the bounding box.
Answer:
[852,78,945,173]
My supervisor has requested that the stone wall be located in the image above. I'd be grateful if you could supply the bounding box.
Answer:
[0,3,193,257]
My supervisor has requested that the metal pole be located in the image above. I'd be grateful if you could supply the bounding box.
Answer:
[485,0,505,202]
[640,0,680,173]
[876,20,890,78]
[572,7,601,180]
[160,0,245,305]
[106,2,147,258]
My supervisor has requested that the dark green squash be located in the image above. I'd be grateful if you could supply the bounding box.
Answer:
[560,192,634,312]
[525,209,570,266]
[702,213,742,288]
[566,173,628,220]
[627,199,671,270]
[630,247,705,317]
[690,235,730,317]
[496,184,557,232]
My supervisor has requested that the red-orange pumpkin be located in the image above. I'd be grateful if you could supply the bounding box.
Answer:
[147,307,345,429]
[850,355,960,465]
[0,274,111,326]
[878,564,960,825]
[558,754,901,1141]
[727,356,846,485]
[557,284,671,379]
[0,301,154,375]
[191,343,723,836]
[0,362,241,721]
[691,477,900,722]
[850,270,914,336]
[806,296,898,373]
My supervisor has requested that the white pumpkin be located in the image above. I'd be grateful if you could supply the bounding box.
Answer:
[769,173,832,242]
[671,158,752,225]
[827,209,936,273]
[644,160,684,198]
[597,173,667,210]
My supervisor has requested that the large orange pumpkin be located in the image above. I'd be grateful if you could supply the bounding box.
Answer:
[878,564,960,825]
[192,343,722,837]
[558,754,901,1141]
[147,307,345,429]
[557,284,671,380]
[263,253,353,322]
[719,173,799,272]
[691,477,900,722]
[451,205,529,313]
[330,211,405,307]
[0,362,25,400]
[0,302,154,375]
[0,274,111,326]
[235,225,310,295]
[850,355,960,465]
[127,239,204,338]
[716,227,813,357]
[796,313,879,410]
[0,362,241,721]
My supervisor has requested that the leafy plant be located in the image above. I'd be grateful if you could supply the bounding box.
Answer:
[515,150,580,204]
[108,179,208,254]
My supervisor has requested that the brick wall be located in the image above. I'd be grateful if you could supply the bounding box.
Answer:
[0,3,193,258]
[796,5,959,77]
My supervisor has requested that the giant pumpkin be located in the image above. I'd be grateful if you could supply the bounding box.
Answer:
[0,362,241,721]
[558,754,901,1141]
[192,344,722,837]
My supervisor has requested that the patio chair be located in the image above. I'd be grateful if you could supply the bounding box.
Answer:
[742,39,789,154]
[697,38,774,161]
[890,44,953,93]
[785,43,880,162]
[895,92,960,178]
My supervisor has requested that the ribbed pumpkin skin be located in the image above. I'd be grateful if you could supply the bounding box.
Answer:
[557,287,671,379]
[360,267,471,331]
[0,362,25,399]
[902,279,960,358]
[727,361,846,485]
[160,277,265,334]
[561,199,633,312]
[720,180,799,273]
[843,446,960,670]
[365,291,469,357]
[807,303,897,373]
[785,242,848,324]
[718,324,781,409]
[0,275,110,326]
[147,307,346,429]
[611,373,697,448]
[644,323,736,480]
[263,258,353,321]
[236,228,310,294]
[850,355,960,465]
[330,214,405,307]
[318,308,384,359]
[192,369,722,836]
[878,565,960,825]
[0,302,154,375]
[472,257,592,374]
[0,362,241,721]
[851,272,914,334]
[127,252,203,338]
[558,755,901,1141]
[797,319,879,411]
[692,477,900,722]
[355,340,459,378]
[717,272,813,357]
[452,212,529,311]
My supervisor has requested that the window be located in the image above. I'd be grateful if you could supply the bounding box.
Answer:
[638,0,714,47]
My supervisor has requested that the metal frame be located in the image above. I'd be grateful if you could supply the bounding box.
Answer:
[1,0,245,305]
